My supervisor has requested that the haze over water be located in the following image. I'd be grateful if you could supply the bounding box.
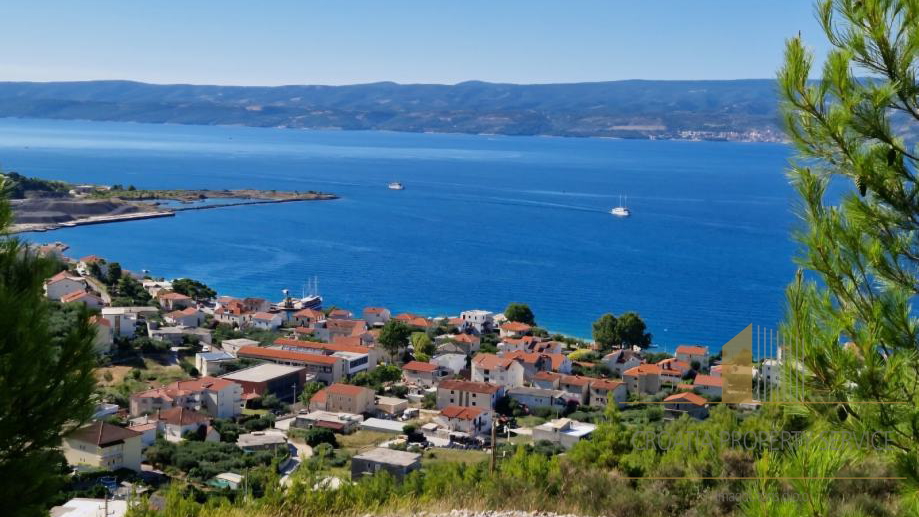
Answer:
[2,118,798,353]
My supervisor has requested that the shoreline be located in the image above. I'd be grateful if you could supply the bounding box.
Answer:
[11,194,338,234]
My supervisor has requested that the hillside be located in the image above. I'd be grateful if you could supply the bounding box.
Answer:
[0,79,785,141]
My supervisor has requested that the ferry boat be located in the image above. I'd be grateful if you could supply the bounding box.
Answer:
[388,182,405,190]
[610,195,631,217]
[275,278,323,312]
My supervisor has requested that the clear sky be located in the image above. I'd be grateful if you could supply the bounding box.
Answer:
[0,1,831,86]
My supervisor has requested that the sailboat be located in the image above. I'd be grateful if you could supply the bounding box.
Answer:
[610,195,631,217]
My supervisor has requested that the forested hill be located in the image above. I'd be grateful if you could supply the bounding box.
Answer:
[0,79,785,141]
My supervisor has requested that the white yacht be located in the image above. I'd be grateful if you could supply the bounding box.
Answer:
[610,195,631,217]
[388,182,404,190]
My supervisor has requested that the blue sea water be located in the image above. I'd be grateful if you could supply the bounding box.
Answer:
[1,118,800,353]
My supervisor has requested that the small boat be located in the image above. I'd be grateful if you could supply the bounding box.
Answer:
[388,182,405,190]
[610,195,631,217]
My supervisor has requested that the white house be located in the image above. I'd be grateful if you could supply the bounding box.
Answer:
[601,349,643,376]
[101,307,158,338]
[506,386,568,410]
[61,290,105,310]
[45,271,87,301]
[693,374,723,398]
[435,406,493,436]
[460,309,493,333]
[156,407,219,443]
[89,316,114,355]
[362,307,391,327]
[250,312,283,330]
[499,322,531,339]
[165,307,204,327]
[471,353,524,388]
[675,345,710,367]
[532,418,596,449]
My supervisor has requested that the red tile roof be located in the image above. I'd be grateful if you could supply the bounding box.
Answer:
[158,407,211,426]
[294,308,323,320]
[403,361,439,373]
[559,375,596,387]
[61,290,95,303]
[90,315,111,327]
[533,371,561,382]
[438,379,501,394]
[68,421,140,447]
[693,374,723,387]
[590,379,625,391]
[326,383,372,397]
[274,338,370,355]
[453,333,480,344]
[252,312,279,321]
[664,392,708,405]
[79,255,103,263]
[500,322,532,332]
[172,376,238,392]
[624,364,662,377]
[158,291,191,301]
[676,345,708,356]
[363,307,388,314]
[237,346,341,365]
[47,270,81,284]
[472,353,514,370]
[440,405,485,420]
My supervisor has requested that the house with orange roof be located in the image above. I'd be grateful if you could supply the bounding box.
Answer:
[250,311,283,330]
[165,307,203,327]
[362,307,391,327]
[557,374,596,405]
[601,349,643,376]
[63,421,142,472]
[89,315,113,354]
[308,383,375,414]
[215,300,250,327]
[657,357,692,375]
[589,379,627,408]
[236,346,348,384]
[76,255,106,276]
[319,318,368,342]
[402,360,450,387]
[273,337,378,375]
[326,308,352,320]
[437,333,480,355]
[435,379,503,409]
[471,353,524,388]
[497,335,541,354]
[675,345,710,367]
[129,376,243,419]
[61,289,104,310]
[504,350,572,380]
[663,391,709,420]
[157,291,193,311]
[499,321,531,339]
[436,406,493,436]
[692,374,723,398]
[394,313,420,323]
[459,309,494,333]
[44,270,87,301]
[156,407,219,443]
[532,371,562,390]
[623,364,663,395]
[292,308,324,328]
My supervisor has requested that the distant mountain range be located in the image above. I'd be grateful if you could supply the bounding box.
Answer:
[0,79,788,141]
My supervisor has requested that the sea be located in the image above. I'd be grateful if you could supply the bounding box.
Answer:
[0,117,802,353]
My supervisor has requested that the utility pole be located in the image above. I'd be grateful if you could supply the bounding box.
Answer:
[490,420,497,473]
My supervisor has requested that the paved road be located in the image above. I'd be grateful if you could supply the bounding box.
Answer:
[280,440,312,486]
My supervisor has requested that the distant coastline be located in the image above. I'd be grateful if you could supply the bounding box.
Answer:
[6,177,338,234]
[0,79,794,143]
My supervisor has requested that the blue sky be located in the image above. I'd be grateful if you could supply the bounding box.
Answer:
[0,1,830,85]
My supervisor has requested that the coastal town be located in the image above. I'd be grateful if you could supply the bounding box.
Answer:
[33,240,791,515]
